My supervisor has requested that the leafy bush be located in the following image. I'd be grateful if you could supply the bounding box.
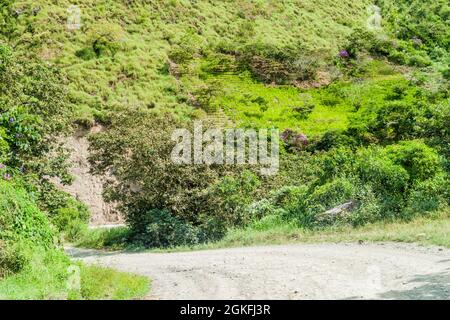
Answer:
[305,142,447,225]
[377,0,449,51]
[247,214,289,232]
[86,22,124,58]
[0,179,54,247]
[51,199,90,241]
[128,209,200,248]
[0,241,29,278]
[26,181,89,241]
[355,147,410,196]
[207,171,261,226]
[0,43,71,182]
[406,174,449,216]
[89,111,257,245]
[385,140,442,183]
[245,199,285,222]
[0,179,55,278]
[236,43,320,84]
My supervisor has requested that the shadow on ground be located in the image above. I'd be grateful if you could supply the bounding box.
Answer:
[65,247,119,259]
[378,270,450,300]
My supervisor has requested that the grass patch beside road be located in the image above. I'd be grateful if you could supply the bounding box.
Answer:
[217,211,450,249]
[75,210,450,253]
[0,246,149,300]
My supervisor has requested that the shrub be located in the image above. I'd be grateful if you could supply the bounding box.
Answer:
[35,182,89,240]
[245,199,282,221]
[385,140,442,183]
[405,174,449,216]
[355,147,410,196]
[0,43,71,183]
[207,171,262,226]
[271,185,309,211]
[0,241,29,278]
[247,213,289,232]
[347,100,423,144]
[89,111,254,243]
[349,186,382,225]
[51,199,90,241]
[287,178,357,227]
[128,209,200,248]
[417,103,449,160]
[0,127,9,162]
[87,23,124,58]
[377,0,449,50]
[0,179,54,247]
[236,42,320,84]
[308,178,356,212]
[0,179,56,279]
[311,130,356,151]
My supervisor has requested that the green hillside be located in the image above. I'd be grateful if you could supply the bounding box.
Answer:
[6,0,371,122]
[0,0,449,298]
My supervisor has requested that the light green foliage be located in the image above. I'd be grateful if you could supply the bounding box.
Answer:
[0,246,149,300]
[376,0,449,52]
[0,43,72,186]
[179,59,416,137]
[0,179,54,247]
[0,180,148,299]
[406,174,449,216]
[202,72,351,135]
[2,0,371,122]
[385,140,442,183]
[74,264,149,300]
[75,227,129,250]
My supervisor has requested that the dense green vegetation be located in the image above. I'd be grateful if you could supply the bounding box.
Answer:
[0,180,149,299]
[81,0,448,247]
[1,0,449,291]
[0,10,149,297]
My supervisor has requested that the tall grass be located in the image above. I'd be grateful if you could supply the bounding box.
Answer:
[7,0,371,123]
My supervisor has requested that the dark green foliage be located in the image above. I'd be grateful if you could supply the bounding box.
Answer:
[88,110,262,246]
[234,42,320,84]
[75,48,97,61]
[267,140,448,229]
[0,44,72,182]
[207,171,262,227]
[0,241,29,278]
[128,209,200,248]
[406,174,449,215]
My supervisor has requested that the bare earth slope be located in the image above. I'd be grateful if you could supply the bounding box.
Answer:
[67,243,450,300]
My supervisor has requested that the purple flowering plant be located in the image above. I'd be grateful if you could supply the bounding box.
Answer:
[338,49,350,58]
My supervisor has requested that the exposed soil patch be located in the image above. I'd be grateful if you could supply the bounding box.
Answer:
[56,125,123,225]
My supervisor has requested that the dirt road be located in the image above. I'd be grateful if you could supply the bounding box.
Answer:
[67,243,450,300]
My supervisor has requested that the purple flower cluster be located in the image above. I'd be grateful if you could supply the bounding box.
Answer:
[338,50,350,58]
[280,129,309,151]
[0,164,12,180]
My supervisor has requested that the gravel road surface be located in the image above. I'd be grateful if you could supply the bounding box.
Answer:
[67,243,450,300]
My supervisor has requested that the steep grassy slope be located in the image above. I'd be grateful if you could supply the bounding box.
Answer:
[6,0,371,123]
